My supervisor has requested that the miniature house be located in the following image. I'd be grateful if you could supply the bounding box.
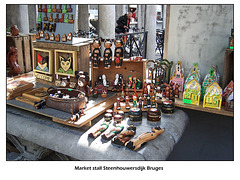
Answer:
[183,78,201,106]
[170,61,184,91]
[201,76,214,100]
[203,82,222,110]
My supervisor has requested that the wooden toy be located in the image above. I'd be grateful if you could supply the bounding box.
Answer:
[127,75,133,89]
[132,93,138,108]
[117,110,125,119]
[62,5,67,13]
[55,34,60,42]
[91,39,101,68]
[36,32,40,40]
[116,97,121,110]
[48,13,53,22]
[203,82,222,110]
[126,126,164,151]
[183,79,201,106]
[67,32,72,41]
[43,5,47,13]
[143,95,147,108]
[43,13,48,21]
[45,33,49,40]
[150,96,156,108]
[10,25,19,36]
[40,30,44,38]
[114,114,123,124]
[37,13,42,22]
[60,14,64,23]
[170,61,184,92]
[59,77,70,88]
[47,5,52,12]
[92,87,98,98]
[184,63,201,89]
[68,14,74,24]
[104,113,112,122]
[222,80,233,106]
[102,74,109,87]
[147,108,161,122]
[70,110,83,122]
[7,46,20,77]
[128,107,142,122]
[50,33,55,41]
[38,5,42,12]
[174,84,179,98]
[114,39,124,68]
[133,76,142,90]
[52,5,57,13]
[106,109,113,116]
[88,122,110,138]
[161,100,175,114]
[125,96,131,110]
[62,34,67,42]
[56,5,62,13]
[54,14,59,22]
[138,96,143,109]
[36,22,42,31]
[64,14,69,23]
[75,71,91,99]
[67,5,72,12]
[112,125,136,146]
[101,89,107,98]
[101,124,124,140]
[103,39,113,69]
[201,76,214,100]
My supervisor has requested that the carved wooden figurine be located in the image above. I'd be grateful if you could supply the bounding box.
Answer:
[7,46,20,77]
[116,97,121,110]
[10,25,19,36]
[60,77,70,88]
[91,39,101,68]
[125,96,131,110]
[126,126,164,151]
[114,39,124,68]
[88,121,110,138]
[75,71,91,99]
[103,39,112,69]
[101,124,124,140]
[112,125,136,146]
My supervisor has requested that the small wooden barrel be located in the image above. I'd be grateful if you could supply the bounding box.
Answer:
[147,108,161,122]
[106,109,113,116]
[128,107,142,122]
[114,114,123,124]
[161,100,175,114]
[104,113,112,122]
[117,110,125,119]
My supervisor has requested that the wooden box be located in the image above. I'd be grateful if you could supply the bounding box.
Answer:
[91,59,146,90]
[22,87,48,102]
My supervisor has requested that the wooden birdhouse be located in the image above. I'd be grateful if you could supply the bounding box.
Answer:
[184,63,200,90]
[183,79,201,106]
[203,82,222,110]
[201,76,214,100]
[170,61,184,92]
[222,80,233,106]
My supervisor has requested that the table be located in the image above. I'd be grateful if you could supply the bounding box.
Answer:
[6,105,188,160]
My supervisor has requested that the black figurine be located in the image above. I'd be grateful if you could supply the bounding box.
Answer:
[103,39,113,69]
[91,39,101,68]
[114,38,124,68]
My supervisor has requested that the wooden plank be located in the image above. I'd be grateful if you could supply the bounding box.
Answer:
[14,36,25,73]
[222,49,234,88]
[23,36,32,72]
[77,44,90,73]
[53,94,117,128]
[30,35,36,72]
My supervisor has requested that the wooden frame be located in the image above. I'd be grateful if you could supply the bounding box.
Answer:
[33,48,53,75]
[91,59,146,90]
[54,49,77,77]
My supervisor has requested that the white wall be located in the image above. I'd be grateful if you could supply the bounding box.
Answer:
[167,5,233,86]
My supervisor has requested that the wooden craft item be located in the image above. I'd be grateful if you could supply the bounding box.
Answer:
[47,5,52,12]
[222,80,233,106]
[91,39,101,68]
[62,34,67,42]
[67,32,72,41]
[126,126,164,151]
[36,22,42,31]
[128,107,142,122]
[22,87,48,102]
[62,5,67,13]
[43,23,48,31]
[60,13,64,23]
[161,100,175,114]
[112,125,136,146]
[67,5,72,12]
[101,124,124,140]
[55,34,60,42]
[106,109,113,116]
[38,5,42,12]
[56,5,62,13]
[54,14,59,22]
[103,40,113,69]
[203,82,222,110]
[114,39,124,68]
[75,71,91,98]
[104,113,112,122]
[37,13,42,22]
[45,32,49,40]
[43,13,48,21]
[147,107,161,122]
[43,5,47,13]
[183,79,201,106]
[170,61,184,92]
[52,5,57,13]
[40,30,44,38]
[116,97,121,110]
[88,122,110,138]
[36,32,40,39]
[64,14,69,23]
[7,46,20,77]
[68,14,74,23]
[49,13,53,22]
[50,33,55,41]
[114,114,122,124]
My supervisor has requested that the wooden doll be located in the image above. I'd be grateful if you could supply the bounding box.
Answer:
[138,96,143,109]
[103,39,113,69]
[101,124,124,140]
[112,125,136,146]
[60,77,70,88]
[10,25,19,36]
[132,93,138,108]
[174,84,180,98]
[147,95,151,108]
[114,39,124,68]
[116,97,121,110]
[126,126,164,151]
[88,121,110,138]
[125,96,131,110]
[91,39,101,68]
[75,71,91,99]
[7,47,20,77]
[143,94,148,108]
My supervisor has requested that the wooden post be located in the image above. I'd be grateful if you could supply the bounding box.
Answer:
[23,36,32,72]
[14,36,25,73]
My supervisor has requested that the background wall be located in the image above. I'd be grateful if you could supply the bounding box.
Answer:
[166,5,233,86]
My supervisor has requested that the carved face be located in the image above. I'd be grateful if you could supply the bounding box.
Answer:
[93,40,100,48]
[37,54,48,70]
[115,40,122,47]
[104,41,112,48]
[59,56,72,72]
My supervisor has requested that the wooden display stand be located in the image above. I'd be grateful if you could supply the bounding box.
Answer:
[91,59,146,90]
[7,33,36,74]
[222,48,234,89]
